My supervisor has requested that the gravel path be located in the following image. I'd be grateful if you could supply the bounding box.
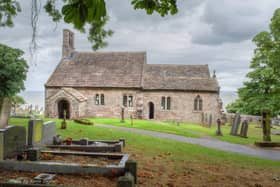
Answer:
[96,124,280,161]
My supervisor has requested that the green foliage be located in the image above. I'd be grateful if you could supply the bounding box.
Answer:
[226,99,244,114]
[230,8,280,116]
[0,0,21,27]
[0,44,28,98]
[88,16,113,51]
[44,0,111,50]
[132,0,178,16]
[11,95,25,107]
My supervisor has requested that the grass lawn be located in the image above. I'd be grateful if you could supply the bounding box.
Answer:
[7,117,280,186]
[89,117,280,145]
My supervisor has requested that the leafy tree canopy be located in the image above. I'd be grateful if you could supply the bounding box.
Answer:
[1,0,178,51]
[0,43,28,99]
[11,95,26,106]
[226,8,280,116]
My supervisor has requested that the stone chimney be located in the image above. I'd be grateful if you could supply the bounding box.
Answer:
[62,29,75,58]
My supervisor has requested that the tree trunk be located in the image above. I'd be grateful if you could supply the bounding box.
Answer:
[0,97,11,129]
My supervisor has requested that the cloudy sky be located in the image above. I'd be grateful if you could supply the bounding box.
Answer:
[1,0,279,92]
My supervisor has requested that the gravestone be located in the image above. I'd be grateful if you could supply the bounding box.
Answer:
[121,106,125,123]
[262,111,271,142]
[0,126,26,160]
[28,119,56,147]
[239,120,248,138]
[42,121,56,145]
[28,119,43,147]
[0,98,11,129]
[230,113,241,136]
[208,114,212,127]
[215,118,223,136]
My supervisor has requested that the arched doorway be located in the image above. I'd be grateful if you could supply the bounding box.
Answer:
[148,102,154,119]
[57,99,70,119]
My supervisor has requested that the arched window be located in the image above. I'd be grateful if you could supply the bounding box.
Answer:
[95,94,100,105]
[161,97,166,110]
[194,95,203,111]
[123,95,127,107]
[101,94,105,105]
[167,97,171,110]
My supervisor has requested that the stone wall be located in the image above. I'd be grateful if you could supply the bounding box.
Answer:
[45,87,221,124]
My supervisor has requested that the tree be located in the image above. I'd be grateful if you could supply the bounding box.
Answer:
[228,8,280,116]
[0,43,28,125]
[11,95,26,115]
[1,0,178,51]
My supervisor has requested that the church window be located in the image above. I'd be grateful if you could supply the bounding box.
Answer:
[95,94,100,105]
[128,96,133,107]
[123,95,127,107]
[167,97,171,110]
[161,96,171,110]
[101,94,105,105]
[161,97,166,110]
[194,95,203,111]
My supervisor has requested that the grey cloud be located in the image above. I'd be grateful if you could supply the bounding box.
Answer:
[0,0,278,93]
[192,0,279,45]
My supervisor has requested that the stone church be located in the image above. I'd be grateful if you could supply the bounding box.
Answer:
[45,29,222,124]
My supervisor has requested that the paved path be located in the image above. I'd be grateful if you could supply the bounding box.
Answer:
[96,124,280,161]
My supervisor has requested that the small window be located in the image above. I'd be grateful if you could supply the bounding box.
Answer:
[194,95,203,111]
[128,96,133,107]
[101,94,105,105]
[166,97,171,110]
[161,96,171,110]
[95,94,100,105]
[161,97,166,110]
[123,95,127,107]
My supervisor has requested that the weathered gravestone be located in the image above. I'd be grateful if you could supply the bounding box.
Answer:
[42,121,56,145]
[262,111,271,142]
[28,119,56,147]
[216,118,223,136]
[239,120,249,138]
[121,106,125,123]
[230,113,241,136]
[208,114,213,127]
[0,98,11,129]
[240,120,249,138]
[28,120,43,147]
[0,126,26,160]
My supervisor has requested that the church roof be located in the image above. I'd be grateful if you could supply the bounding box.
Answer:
[45,51,219,92]
[142,64,219,92]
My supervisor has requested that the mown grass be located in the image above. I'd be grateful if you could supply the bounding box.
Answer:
[89,118,280,145]
[8,117,280,168]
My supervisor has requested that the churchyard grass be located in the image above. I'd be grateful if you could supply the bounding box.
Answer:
[8,117,280,168]
[89,118,280,145]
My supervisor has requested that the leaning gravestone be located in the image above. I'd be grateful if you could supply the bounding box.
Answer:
[239,120,248,138]
[0,126,26,160]
[0,98,11,129]
[230,113,241,136]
